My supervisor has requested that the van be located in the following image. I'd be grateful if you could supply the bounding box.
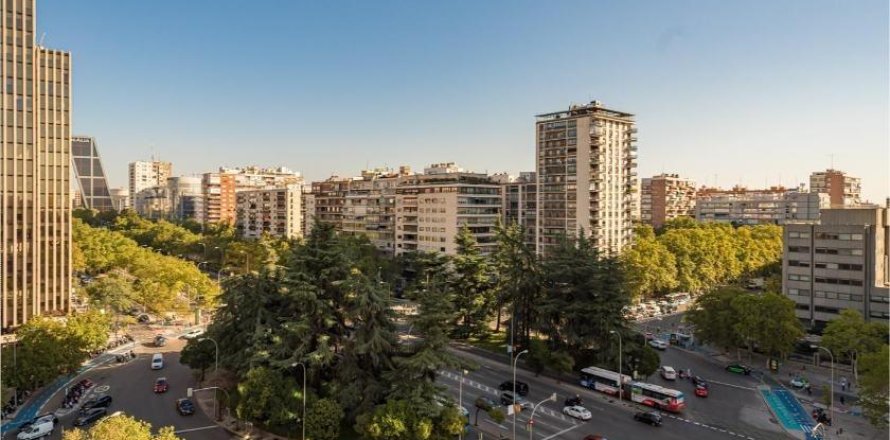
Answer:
[151,353,164,370]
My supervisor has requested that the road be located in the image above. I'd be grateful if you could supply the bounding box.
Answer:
[26,335,230,440]
[439,345,786,440]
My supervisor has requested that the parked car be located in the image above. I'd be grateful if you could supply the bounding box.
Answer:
[562,405,592,421]
[19,414,58,431]
[16,416,55,440]
[498,380,529,396]
[154,335,167,347]
[691,376,708,387]
[694,384,709,398]
[660,366,677,380]
[176,398,196,416]
[633,411,663,426]
[499,391,532,410]
[81,396,113,413]
[725,363,751,375]
[154,377,169,393]
[73,408,108,427]
[151,353,164,370]
[474,396,497,411]
[181,328,204,340]
[790,376,809,389]
[649,339,668,350]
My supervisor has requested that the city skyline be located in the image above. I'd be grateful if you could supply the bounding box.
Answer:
[42,0,888,203]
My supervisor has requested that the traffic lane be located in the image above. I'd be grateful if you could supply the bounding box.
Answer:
[657,346,760,390]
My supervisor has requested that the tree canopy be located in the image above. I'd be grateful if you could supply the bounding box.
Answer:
[62,414,180,440]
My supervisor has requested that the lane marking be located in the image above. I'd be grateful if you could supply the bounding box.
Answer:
[540,423,584,440]
[174,425,222,434]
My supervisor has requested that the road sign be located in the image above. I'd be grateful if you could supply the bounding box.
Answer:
[187,387,193,397]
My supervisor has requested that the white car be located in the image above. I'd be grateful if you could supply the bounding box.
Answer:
[563,405,592,421]
[17,417,54,440]
[181,328,204,340]
[649,339,668,350]
[660,366,677,380]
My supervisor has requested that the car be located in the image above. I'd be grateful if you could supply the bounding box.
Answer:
[498,380,529,396]
[73,408,108,427]
[694,384,709,398]
[499,391,532,410]
[151,353,164,370]
[648,339,668,350]
[16,416,54,440]
[643,332,655,341]
[725,363,751,375]
[633,411,663,426]
[660,366,677,380]
[154,377,169,393]
[790,376,808,389]
[81,395,113,412]
[19,414,58,431]
[176,398,196,416]
[474,396,497,411]
[181,328,204,340]
[564,395,583,407]
[691,376,708,387]
[583,436,607,440]
[154,335,167,347]
[562,405,592,421]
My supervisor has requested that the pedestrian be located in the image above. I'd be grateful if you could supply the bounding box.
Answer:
[840,395,845,406]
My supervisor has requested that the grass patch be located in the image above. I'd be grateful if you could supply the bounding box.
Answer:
[466,330,508,354]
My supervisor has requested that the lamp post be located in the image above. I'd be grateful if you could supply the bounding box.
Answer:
[512,349,528,440]
[199,337,219,373]
[458,369,468,440]
[528,393,556,440]
[292,362,307,440]
[816,346,835,425]
[610,330,623,402]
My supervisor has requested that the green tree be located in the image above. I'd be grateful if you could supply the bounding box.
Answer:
[857,345,889,427]
[750,292,803,357]
[305,398,344,440]
[621,225,678,299]
[67,310,113,353]
[449,226,497,338]
[236,366,300,427]
[821,309,888,367]
[492,221,541,350]
[180,339,216,381]
[63,413,180,440]
[685,287,745,352]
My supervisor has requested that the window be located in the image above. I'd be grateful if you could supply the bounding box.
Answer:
[788,274,810,282]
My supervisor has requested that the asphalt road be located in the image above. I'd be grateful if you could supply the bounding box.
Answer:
[31,337,230,440]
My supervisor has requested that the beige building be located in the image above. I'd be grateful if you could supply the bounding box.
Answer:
[695,186,829,225]
[641,174,696,229]
[220,166,303,191]
[235,184,302,240]
[133,186,171,220]
[535,101,638,255]
[128,160,172,201]
[395,163,501,255]
[341,169,406,253]
[810,169,861,207]
[501,172,537,247]
[783,207,889,328]
[1,0,72,328]
[301,191,316,237]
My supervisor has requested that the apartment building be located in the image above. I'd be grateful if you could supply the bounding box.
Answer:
[202,172,236,225]
[301,191,316,237]
[810,169,862,208]
[641,174,696,228]
[235,184,302,240]
[109,187,130,212]
[695,186,829,225]
[167,176,203,223]
[221,166,303,191]
[128,160,172,199]
[783,207,889,329]
[311,177,350,229]
[71,136,113,211]
[1,0,72,328]
[395,163,501,255]
[133,186,171,220]
[535,100,638,256]
[340,169,407,253]
[501,172,538,247]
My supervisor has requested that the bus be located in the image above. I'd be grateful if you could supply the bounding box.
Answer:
[629,382,685,413]
[579,366,632,397]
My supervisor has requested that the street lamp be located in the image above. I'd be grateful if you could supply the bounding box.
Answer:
[816,346,835,425]
[199,337,219,373]
[512,349,528,440]
[528,393,557,440]
[458,369,468,440]
[292,362,307,440]
[610,330,623,402]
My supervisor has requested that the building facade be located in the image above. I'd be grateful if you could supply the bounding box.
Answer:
[301,191,316,237]
[695,186,828,225]
[167,176,203,223]
[641,173,696,228]
[71,136,113,211]
[1,0,72,328]
[201,172,236,225]
[783,207,889,329]
[235,184,302,240]
[535,101,638,256]
[109,187,130,211]
[501,172,537,247]
[341,169,403,253]
[128,160,172,200]
[133,186,171,220]
[395,163,501,256]
[810,169,862,207]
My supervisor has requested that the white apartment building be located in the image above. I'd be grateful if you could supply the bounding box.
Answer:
[129,160,172,199]
[235,184,302,240]
[695,187,829,225]
[535,101,638,255]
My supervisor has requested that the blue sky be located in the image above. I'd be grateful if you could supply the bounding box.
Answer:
[42,0,888,202]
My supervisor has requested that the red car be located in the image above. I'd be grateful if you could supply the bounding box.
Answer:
[694,384,709,398]
[154,377,169,393]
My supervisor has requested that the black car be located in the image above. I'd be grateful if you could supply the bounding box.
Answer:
[691,376,708,387]
[498,380,529,396]
[564,395,583,407]
[474,396,496,411]
[80,395,113,412]
[633,411,663,426]
[73,408,107,427]
[176,398,196,416]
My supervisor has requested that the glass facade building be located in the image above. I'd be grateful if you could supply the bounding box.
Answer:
[71,136,113,211]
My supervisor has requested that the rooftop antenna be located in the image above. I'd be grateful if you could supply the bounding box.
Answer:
[37,32,46,47]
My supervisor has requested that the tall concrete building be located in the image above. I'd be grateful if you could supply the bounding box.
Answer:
[202,172,236,225]
[133,186,170,220]
[535,101,638,255]
[395,163,501,256]
[695,186,829,225]
[311,177,350,229]
[341,169,404,253]
[301,191,316,237]
[783,207,889,329]
[810,169,861,207]
[1,0,72,328]
[128,160,172,199]
[501,172,537,247]
[641,174,696,229]
[71,136,113,211]
[235,184,302,240]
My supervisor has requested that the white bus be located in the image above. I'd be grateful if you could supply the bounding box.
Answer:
[629,381,685,413]
[579,366,632,397]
